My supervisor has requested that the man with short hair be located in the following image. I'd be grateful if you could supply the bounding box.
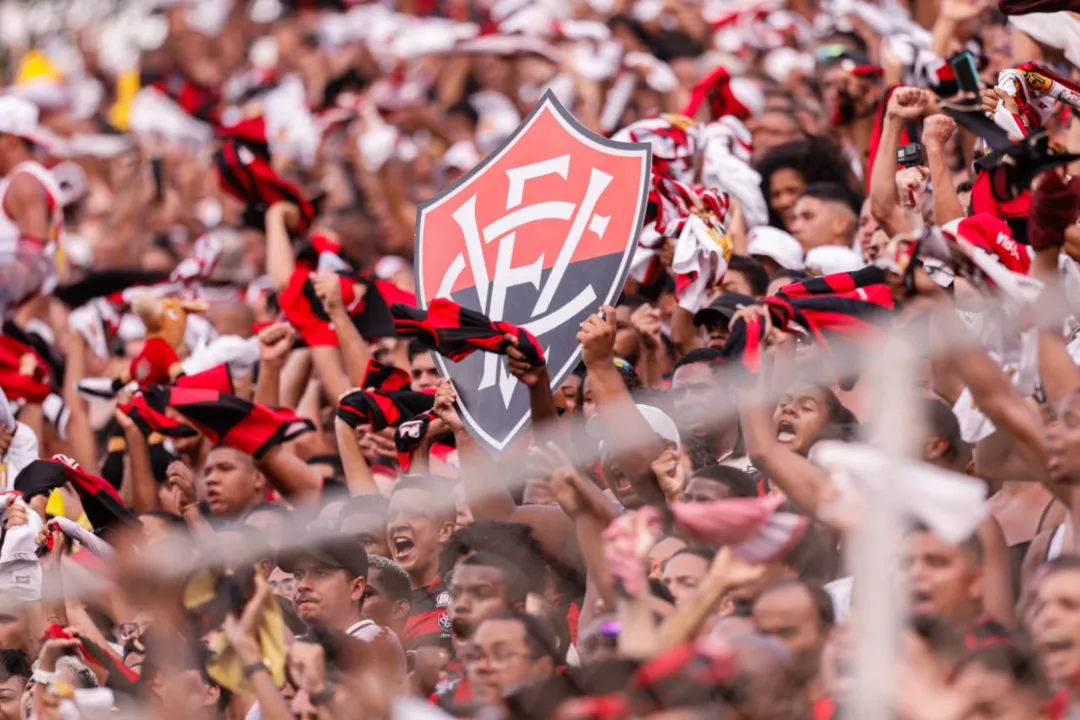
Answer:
[202,446,267,517]
[721,255,770,298]
[436,552,530,705]
[661,548,711,606]
[463,611,559,707]
[789,182,858,252]
[904,525,1007,648]
[388,476,457,648]
[362,555,412,639]
[1031,556,1080,716]
[752,580,836,719]
[282,535,398,640]
[409,339,440,392]
[669,349,749,471]
[682,464,760,503]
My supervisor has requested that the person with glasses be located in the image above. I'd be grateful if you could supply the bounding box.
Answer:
[461,611,559,707]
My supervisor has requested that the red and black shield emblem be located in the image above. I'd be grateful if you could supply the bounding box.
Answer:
[415,93,651,452]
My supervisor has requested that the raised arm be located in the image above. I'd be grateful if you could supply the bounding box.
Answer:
[254,324,296,408]
[870,88,927,238]
[922,115,966,224]
[578,306,667,507]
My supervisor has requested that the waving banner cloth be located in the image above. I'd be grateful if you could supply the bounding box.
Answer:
[391,298,545,366]
[214,138,315,233]
[15,456,139,531]
[361,358,412,392]
[721,267,896,373]
[144,386,314,460]
[337,388,435,432]
[278,268,402,346]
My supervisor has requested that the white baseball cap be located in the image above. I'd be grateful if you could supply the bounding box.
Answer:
[588,403,680,451]
[0,96,50,148]
[804,245,865,276]
[747,227,805,271]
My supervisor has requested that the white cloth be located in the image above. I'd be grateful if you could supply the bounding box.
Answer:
[825,576,853,624]
[2,422,39,491]
[813,441,988,544]
[0,388,13,431]
[0,494,43,602]
[1009,12,1080,68]
[670,215,730,313]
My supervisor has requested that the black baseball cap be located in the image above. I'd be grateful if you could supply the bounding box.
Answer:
[692,293,756,329]
[279,529,369,579]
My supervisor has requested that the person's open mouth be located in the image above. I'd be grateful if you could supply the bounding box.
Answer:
[776,420,797,443]
[390,530,416,562]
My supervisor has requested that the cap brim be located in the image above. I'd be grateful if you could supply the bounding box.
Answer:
[277,548,340,574]
[692,307,732,328]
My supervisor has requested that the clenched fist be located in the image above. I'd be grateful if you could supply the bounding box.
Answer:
[576,306,617,369]
[259,323,296,369]
[887,87,928,121]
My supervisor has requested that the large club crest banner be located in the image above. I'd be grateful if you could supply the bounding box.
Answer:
[415,93,651,453]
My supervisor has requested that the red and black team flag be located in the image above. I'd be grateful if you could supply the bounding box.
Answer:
[122,395,199,438]
[15,456,139,531]
[140,70,223,126]
[414,93,650,453]
[121,365,235,438]
[361,358,411,392]
[146,386,314,459]
[214,138,315,234]
[722,267,896,373]
[277,268,403,346]
[337,388,435,432]
[392,298,545,366]
[43,623,141,694]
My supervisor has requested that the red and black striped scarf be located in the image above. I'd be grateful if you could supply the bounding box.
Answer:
[391,298,544,366]
[214,138,315,234]
[722,267,895,372]
[277,267,406,346]
[144,384,314,460]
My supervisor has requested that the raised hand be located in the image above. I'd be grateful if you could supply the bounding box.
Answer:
[630,304,662,351]
[576,305,617,368]
[312,271,348,315]
[165,460,197,508]
[223,573,273,663]
[505,333,547,388]
[650,447,686,503]
[887,87,928,121]
[921,114,958,150]
[259,323,296,369]
[433,378,464,432]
